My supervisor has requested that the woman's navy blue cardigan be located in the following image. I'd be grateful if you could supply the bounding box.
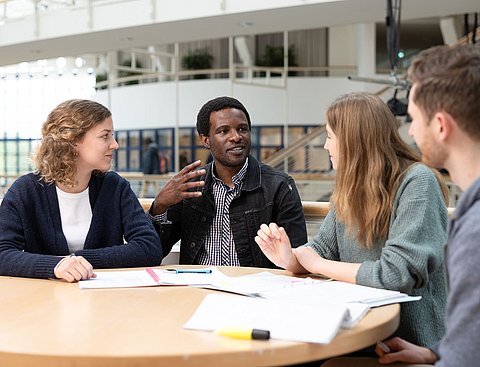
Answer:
[0,172,162,279]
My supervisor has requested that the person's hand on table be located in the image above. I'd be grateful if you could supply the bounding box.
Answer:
[293,246,326,273]
[54,255,96,283]
[151,160,206,215]
[375,337,437,365]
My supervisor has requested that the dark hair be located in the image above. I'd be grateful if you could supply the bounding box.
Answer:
[196,96,251,136]
[408,45,480,140]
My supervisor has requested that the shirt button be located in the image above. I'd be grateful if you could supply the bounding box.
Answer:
[190,242,196,248]
[201,216,206,222]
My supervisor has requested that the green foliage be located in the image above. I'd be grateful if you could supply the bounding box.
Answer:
[256,45,298,76]
[181,48,213,79]
[95,72,108,90]
[256,45,297,67]
[118,59,143,85]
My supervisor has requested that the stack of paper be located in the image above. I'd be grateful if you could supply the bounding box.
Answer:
[79,267,418,336]
[259,280,421,308]
[200,271,325,297]
[184,293,349,344]
[341,302,371,328]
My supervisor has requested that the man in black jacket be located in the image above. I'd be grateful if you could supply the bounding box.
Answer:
[149,96,307,267]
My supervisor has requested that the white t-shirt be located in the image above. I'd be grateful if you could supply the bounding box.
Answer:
[56,186,93,254]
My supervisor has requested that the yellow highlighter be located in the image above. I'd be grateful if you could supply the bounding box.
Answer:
[215,327,270,340]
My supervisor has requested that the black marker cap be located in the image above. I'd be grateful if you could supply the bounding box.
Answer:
[251,329,270,340]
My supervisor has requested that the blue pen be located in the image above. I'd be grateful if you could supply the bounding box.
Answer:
[164,268,212,274]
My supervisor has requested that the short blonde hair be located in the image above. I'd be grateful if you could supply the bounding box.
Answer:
[32,99,111,188]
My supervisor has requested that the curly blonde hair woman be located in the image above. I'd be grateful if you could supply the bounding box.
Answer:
[33,99,111,188]
[0,99,162,282]
[256,92,448,347]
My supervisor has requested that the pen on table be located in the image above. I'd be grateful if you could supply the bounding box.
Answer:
[163,268,212,274]
[377,341,391,353]
[215,327,270,340]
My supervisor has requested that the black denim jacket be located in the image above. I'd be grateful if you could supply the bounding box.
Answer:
[155,155,307,268]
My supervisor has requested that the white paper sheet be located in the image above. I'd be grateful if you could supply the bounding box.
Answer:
[342,303,371,328]
[200,271,327,297]
[78,267,222,289]
[184,293,349,344]
[260,280,420,307]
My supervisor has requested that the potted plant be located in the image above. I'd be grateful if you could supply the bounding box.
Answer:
[95,72,108,90]
[181,48,214,79]
[256,45,298,76]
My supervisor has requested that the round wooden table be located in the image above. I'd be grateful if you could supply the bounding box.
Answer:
[0,266,399,367]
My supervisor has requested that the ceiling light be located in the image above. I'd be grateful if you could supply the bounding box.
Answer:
[18,62,29,71]
[75,57,85,68]
[56,57,67,68]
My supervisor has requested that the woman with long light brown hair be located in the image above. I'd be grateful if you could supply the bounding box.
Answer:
[255,92,448,347]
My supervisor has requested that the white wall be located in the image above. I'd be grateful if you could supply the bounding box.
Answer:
[95,77,381,130]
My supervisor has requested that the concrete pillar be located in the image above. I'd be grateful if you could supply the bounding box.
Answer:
[356,23,376,77]
[440,16,462,45]
[328,24,356,76]
[150,44,173,81]
[234,36,255,78]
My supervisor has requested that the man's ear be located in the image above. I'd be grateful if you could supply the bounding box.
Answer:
[200,134,210,149]
[434,111,454,142]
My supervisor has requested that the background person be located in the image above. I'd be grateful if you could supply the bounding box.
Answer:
[142,136,160,174]
[374,45,480,367]
[0,99,162,282]
[159,154,169,174]
[256,92,448,347]
[149,96,307,267]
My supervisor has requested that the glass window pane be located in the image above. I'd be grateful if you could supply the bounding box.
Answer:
[129,150,140,170]
[260,127,281,146]
[158,129,173,147]
[179,128,192,147]
[116,150,127,171]
[288,127,305,145]
[129,131,140,148]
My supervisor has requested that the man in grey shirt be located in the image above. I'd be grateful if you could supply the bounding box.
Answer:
[374,45,480,366]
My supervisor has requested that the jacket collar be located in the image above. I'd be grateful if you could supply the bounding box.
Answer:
[241,155,261,192]
[203,155,261,193]
[453,176,480,220]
